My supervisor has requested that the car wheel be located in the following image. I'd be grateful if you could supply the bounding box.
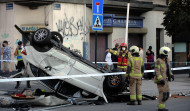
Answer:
[33,28,51,46]
[104,75,126,95]
[51,32,63,44]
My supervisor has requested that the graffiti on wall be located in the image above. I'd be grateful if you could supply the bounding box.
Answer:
[113,38,124,45]
[1,33,9,39]
[56,13,90,47]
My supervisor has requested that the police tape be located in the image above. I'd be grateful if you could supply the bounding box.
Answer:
[93,62,190,64]
[0,72,126,82]
[0,60,17,62]
[0,66,189,82]
[1,60,190,64]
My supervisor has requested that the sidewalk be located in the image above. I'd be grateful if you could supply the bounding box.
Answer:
[142,74,190,96]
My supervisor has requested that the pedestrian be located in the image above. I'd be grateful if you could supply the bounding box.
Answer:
[187,51,190,77]
[105,48,113,71]
[1,41,12,74]
[138,45,144,59]
[111,43,120,71]
[154,46,174,111]
[127,46,144,105]
[146,46,154,79]
[14,41,31,89]
[106,43,131,72]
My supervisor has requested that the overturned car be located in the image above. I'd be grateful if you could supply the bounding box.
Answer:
[14,25,128,103]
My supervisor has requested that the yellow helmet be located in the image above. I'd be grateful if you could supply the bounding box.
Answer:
[159,46,171,56]
[129,46,139,54]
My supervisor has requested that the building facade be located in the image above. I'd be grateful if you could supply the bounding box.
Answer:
[0,0,173,70]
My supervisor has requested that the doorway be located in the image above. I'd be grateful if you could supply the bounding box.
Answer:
[90,34,108,62]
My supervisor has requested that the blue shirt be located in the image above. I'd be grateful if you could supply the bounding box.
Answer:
[3,46,11,60]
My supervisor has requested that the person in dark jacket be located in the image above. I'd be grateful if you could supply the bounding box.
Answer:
[146,46,155,79]
[111,43,120,70]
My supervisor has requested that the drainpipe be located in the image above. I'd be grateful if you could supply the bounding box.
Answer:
[83,3,88,60]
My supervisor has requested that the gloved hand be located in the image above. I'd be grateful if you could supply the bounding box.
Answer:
[159,80,165,86]
[171,75,174,81]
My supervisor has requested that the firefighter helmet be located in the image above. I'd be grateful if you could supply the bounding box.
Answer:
[159,46,171,56]
[129,46,139,54]
[120,43,127,47]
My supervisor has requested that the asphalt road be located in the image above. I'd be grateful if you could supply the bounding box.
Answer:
[43,96,190,111]
[1,96,190,111]
[0,74,189,111]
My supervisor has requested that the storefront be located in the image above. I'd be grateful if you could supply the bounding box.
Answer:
[173,36,190,67]
[103,14,145,48]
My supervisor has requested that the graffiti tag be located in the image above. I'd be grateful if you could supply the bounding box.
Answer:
[56,13,90,40]
[1,33,9,39]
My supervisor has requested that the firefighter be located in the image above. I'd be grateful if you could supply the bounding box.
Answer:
[106,43,131,72]
[154,46,174,111]
[126,46,144,105]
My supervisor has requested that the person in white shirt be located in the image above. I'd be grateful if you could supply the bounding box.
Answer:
[105,49,114,71]
[138,45,144,59]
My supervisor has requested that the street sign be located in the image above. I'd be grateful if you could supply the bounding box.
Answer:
[92,15,103,31]
[92,0,104,64]
[92,0,103,15]
[92,0,104,31]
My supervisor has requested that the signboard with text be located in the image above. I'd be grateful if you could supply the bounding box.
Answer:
[103,14,143,28]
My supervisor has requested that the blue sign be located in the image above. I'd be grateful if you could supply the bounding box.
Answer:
[92,15,103,31]
[103,14,143,28]
[54,4,61,10]
[6,3,13,10]
[92,0,104,31]
[103,18,113,27]
[21,25,45,32]
[92,0,103,15]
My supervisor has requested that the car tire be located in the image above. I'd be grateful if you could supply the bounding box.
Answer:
[32,28,51,46]
[51,31,63,44]
[104,74,126,94]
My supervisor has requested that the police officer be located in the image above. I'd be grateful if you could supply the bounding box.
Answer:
[154,46,174,111]
[14,41,31,89]
[127,46,144,105]
[106,43,131,72]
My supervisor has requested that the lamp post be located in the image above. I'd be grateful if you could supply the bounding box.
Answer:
[125,0,130,45]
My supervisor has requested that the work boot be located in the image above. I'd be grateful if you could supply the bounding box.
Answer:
[158,108,168,111]
[127,101,136,105]
[15,81,20,89]
[27,81,31,88]
[137,100,142,105]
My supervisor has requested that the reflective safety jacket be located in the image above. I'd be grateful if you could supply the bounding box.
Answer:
[154,58,173,83]
[127,56,144,79]
[118,53,128,66]
[110,49,131,69]
[17,49,23,61]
